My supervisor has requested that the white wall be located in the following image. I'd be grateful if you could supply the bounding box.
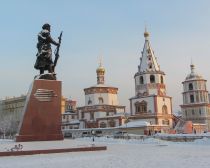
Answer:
[85,93,119,106]
[156,97,172,114]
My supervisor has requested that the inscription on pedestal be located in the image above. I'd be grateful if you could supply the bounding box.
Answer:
[34,89,57,102]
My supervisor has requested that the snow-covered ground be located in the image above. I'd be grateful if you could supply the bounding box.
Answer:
[0,137,210,168]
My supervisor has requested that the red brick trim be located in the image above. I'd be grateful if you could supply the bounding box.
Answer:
[84,87,118,94]
[0,146,107,157]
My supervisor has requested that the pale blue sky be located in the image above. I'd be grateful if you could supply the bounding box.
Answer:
[1,0,210,112]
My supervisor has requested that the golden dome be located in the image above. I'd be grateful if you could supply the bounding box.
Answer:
[96,66,105,73]
[144,31,149,38]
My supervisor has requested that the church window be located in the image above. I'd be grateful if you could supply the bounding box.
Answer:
[189,83,193,90]
[88,98,92,105]
[109,120,116,127]
[161,76,164,84]
[162,120,169,125]
[90,112,94,120]
[162,105,168,115]
[140,76,144,84]
[150,75,155,83]
[100,122,106,128]
[98,97,104,104]
[149,65,152,69]
[135,101,147,113]
[199,109,202,115]
[190,95,194,103]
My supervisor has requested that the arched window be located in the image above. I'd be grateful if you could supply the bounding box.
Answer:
[190,95,194,103]
[189,83,193,90]
[100,122,106,128]
[161,76,164,84]
[162,105,168,114]
[199,109,202,115]
[140,76,144,84]
[109,120,116,127]
[90,112,94,120]
[150,75,155,83]
[98,97,103,104]
[135,101,147,113]
[88,98,92,105]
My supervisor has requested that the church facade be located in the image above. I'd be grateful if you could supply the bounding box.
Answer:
[129,30,173,129]
[77,62,126,128]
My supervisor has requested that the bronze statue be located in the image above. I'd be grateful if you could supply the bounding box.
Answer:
[34,23,62,80]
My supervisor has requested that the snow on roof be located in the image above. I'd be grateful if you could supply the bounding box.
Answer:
[120,120,150,128]
[89,84,117,88]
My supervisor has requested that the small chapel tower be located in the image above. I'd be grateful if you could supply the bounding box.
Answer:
[129,29,173,128]
[96,60,105,84]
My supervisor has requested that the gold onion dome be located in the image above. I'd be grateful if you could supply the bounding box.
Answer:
[96,64,105,73]
[144,30,149,38]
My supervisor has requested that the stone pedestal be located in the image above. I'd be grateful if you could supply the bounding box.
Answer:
[16,79,64,142]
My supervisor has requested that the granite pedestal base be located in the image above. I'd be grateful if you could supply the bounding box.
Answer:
[16,79,64,142]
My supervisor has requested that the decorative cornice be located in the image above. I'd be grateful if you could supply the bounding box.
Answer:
[134,71,165,78]
[77,104,125,113]
[182,79,207,84]
[180,103,209,108]
[84,87,118,95]
[182,90,208,94]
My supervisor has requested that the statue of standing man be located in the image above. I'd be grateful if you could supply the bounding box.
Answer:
[34,23,62,80]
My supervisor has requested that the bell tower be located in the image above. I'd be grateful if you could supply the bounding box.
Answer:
[129,29,173,129]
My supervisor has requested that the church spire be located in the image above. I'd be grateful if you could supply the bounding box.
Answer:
[190,64,195,74]
[96,59,105,85]
[139,29,160,72]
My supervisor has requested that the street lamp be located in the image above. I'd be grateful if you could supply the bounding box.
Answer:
[91,129,95,143]
[124,112,129,139]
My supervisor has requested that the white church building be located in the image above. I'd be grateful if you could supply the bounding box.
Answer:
[129,29,173,129]
[77,62,126,128]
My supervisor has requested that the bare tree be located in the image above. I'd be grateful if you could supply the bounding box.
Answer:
[0,112,19,139]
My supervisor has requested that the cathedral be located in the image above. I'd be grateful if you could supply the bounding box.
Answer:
[77,61,125,128]
[180,64,210,132]
[129,29,173,129]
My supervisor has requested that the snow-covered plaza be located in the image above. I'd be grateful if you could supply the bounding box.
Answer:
[0,137,210,168]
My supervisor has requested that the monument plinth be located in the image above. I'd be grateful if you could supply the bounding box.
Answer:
[16,79,64,142]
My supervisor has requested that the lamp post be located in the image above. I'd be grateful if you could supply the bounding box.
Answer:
[91,129,95,143]
[124,112,129,140]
